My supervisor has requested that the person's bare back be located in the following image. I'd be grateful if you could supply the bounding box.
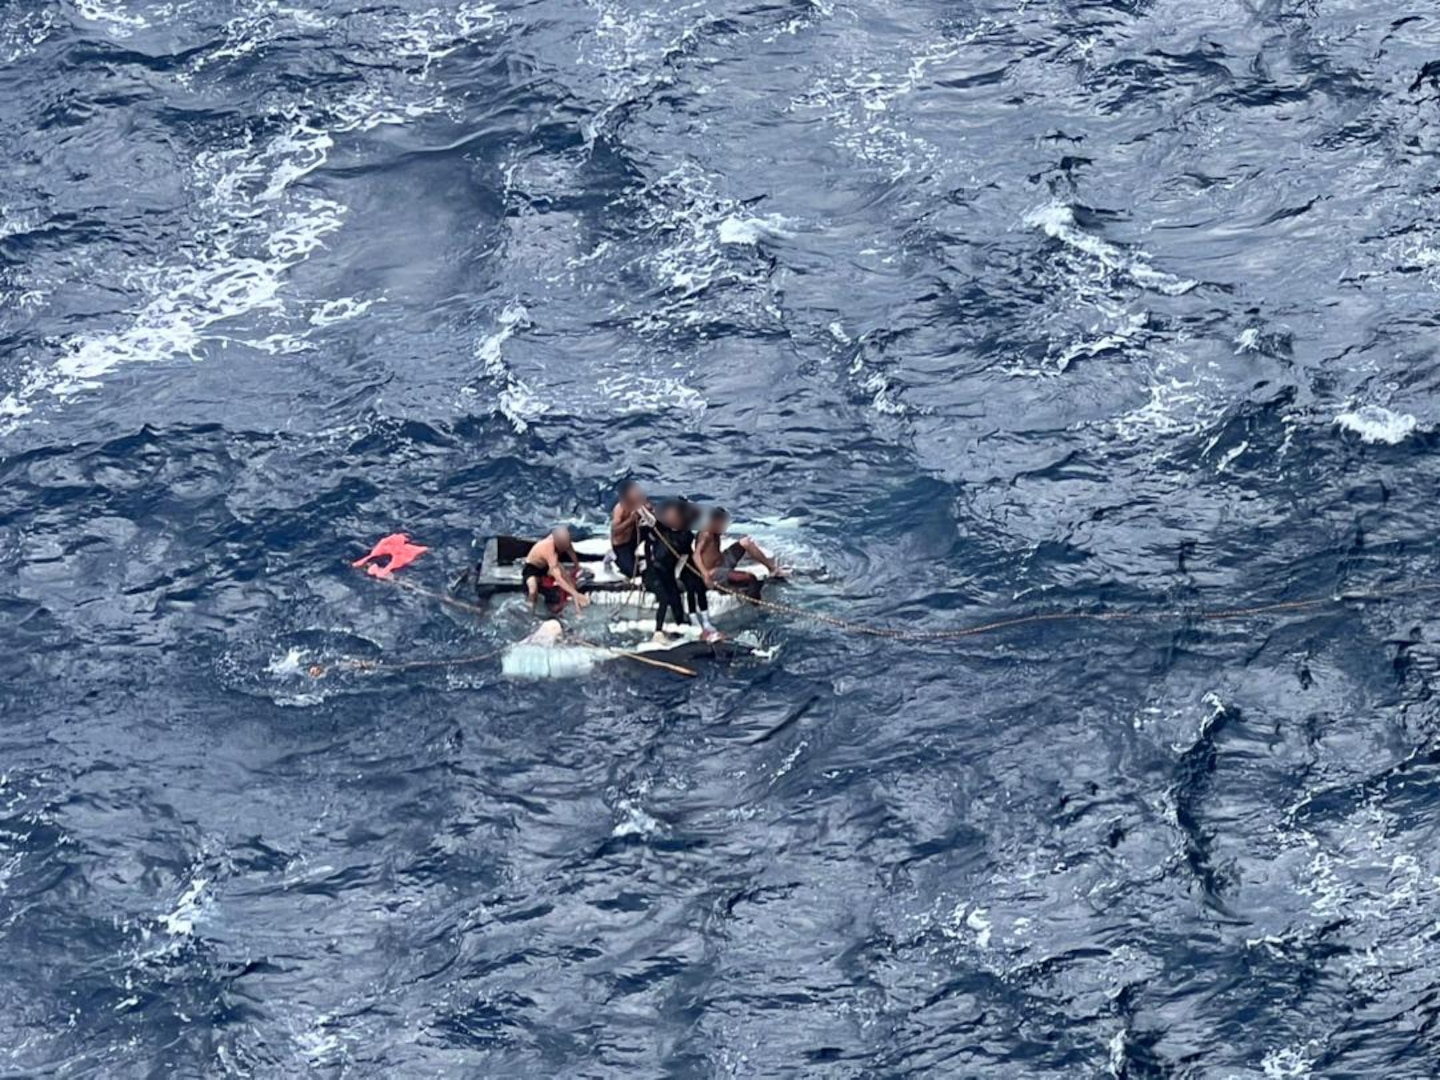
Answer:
[695,527,722,578]
[523,527,589,610]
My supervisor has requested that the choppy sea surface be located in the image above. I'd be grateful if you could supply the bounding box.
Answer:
[4,0,1440,1074]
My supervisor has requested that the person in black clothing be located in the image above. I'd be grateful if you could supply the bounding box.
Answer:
[677,501,720,639]
[644,502,689,643]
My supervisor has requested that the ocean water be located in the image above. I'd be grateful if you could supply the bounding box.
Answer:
[3,0,1440,1074]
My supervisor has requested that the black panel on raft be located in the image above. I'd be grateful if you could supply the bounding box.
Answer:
[644,638,755,664]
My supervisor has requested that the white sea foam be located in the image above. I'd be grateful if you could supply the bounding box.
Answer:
[809,18,1001,179]
[189,6,338,76]
[1025,202,1197,297]
[790,35,977,180]
[614,161,784,340]
[381,1,499,70]
[1334,404,1417,444]
[0,115,347,428]
[939,901,994,949]
[310,296,374,327]
[717,214,791,246]
[295,1019,343,1065]
[839,335,910,416]
[5,3,504,430]
[1106,341,1221,443]
[855,363,907,414]
[74,0,150,36]
[473,303,546,433]
[762,0,833,42]
[965,906,993,948]
[160,875,209,937]
[578,0,717,142]
[1107,1028,1128,1077]
[1261,1046,1314,1078]
[594,372,707,420]
[772,740,807,782]
[1213,440,1249,473]
[641,162,765,298]
[613,791,661,837]
[0,7,55,62]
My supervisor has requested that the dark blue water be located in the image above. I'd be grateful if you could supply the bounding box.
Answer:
[4,0,1440,1074]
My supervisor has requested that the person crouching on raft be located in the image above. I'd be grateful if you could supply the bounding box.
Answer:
[524,527,590,613]
[609,479,652,579]
[694,508,782,586]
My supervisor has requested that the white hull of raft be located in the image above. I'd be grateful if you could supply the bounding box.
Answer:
[501,620,772,679]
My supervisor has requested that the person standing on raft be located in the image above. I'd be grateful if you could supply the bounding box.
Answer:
[643,502,690,644]
[609,479,652,579]
[676,501,722,641]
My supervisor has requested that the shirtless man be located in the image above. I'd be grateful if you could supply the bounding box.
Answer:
[694,508,782,586]
[609,479,652,579]
[523,527,589,612]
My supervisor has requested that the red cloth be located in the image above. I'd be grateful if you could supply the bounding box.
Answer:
[353,534,429,578]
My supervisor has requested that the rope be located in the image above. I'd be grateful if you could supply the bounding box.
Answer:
[700,584,1346,641]
[336,540,1440,678]
[305,574,505,679]
[322,571,700,679]
[570,632,698,677]
[307,647,503,679]
[647,521,1436,643]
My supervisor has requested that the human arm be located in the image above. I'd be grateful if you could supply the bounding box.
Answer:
[548,554,590,606]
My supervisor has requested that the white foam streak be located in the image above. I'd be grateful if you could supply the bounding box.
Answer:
[0,8,56,62]
[1025,202,1196,297]
[75,0,150,36]
[160,876,209,937]
[790,27,992,179]
[1334,404,1418,444]
[5,3,511,430]
[1,116,346,428]
[474,303,546,433]
[717,214,791,246]
[1261,1047,1314,1078]
[310,296,374,327]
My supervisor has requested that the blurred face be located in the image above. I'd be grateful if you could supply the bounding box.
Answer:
[624,483,645,509]
[662,505,683,528]
[709,513,729,533]
[553,526,572,549]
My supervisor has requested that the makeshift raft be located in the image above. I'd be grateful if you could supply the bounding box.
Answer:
[456,534,771,616]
